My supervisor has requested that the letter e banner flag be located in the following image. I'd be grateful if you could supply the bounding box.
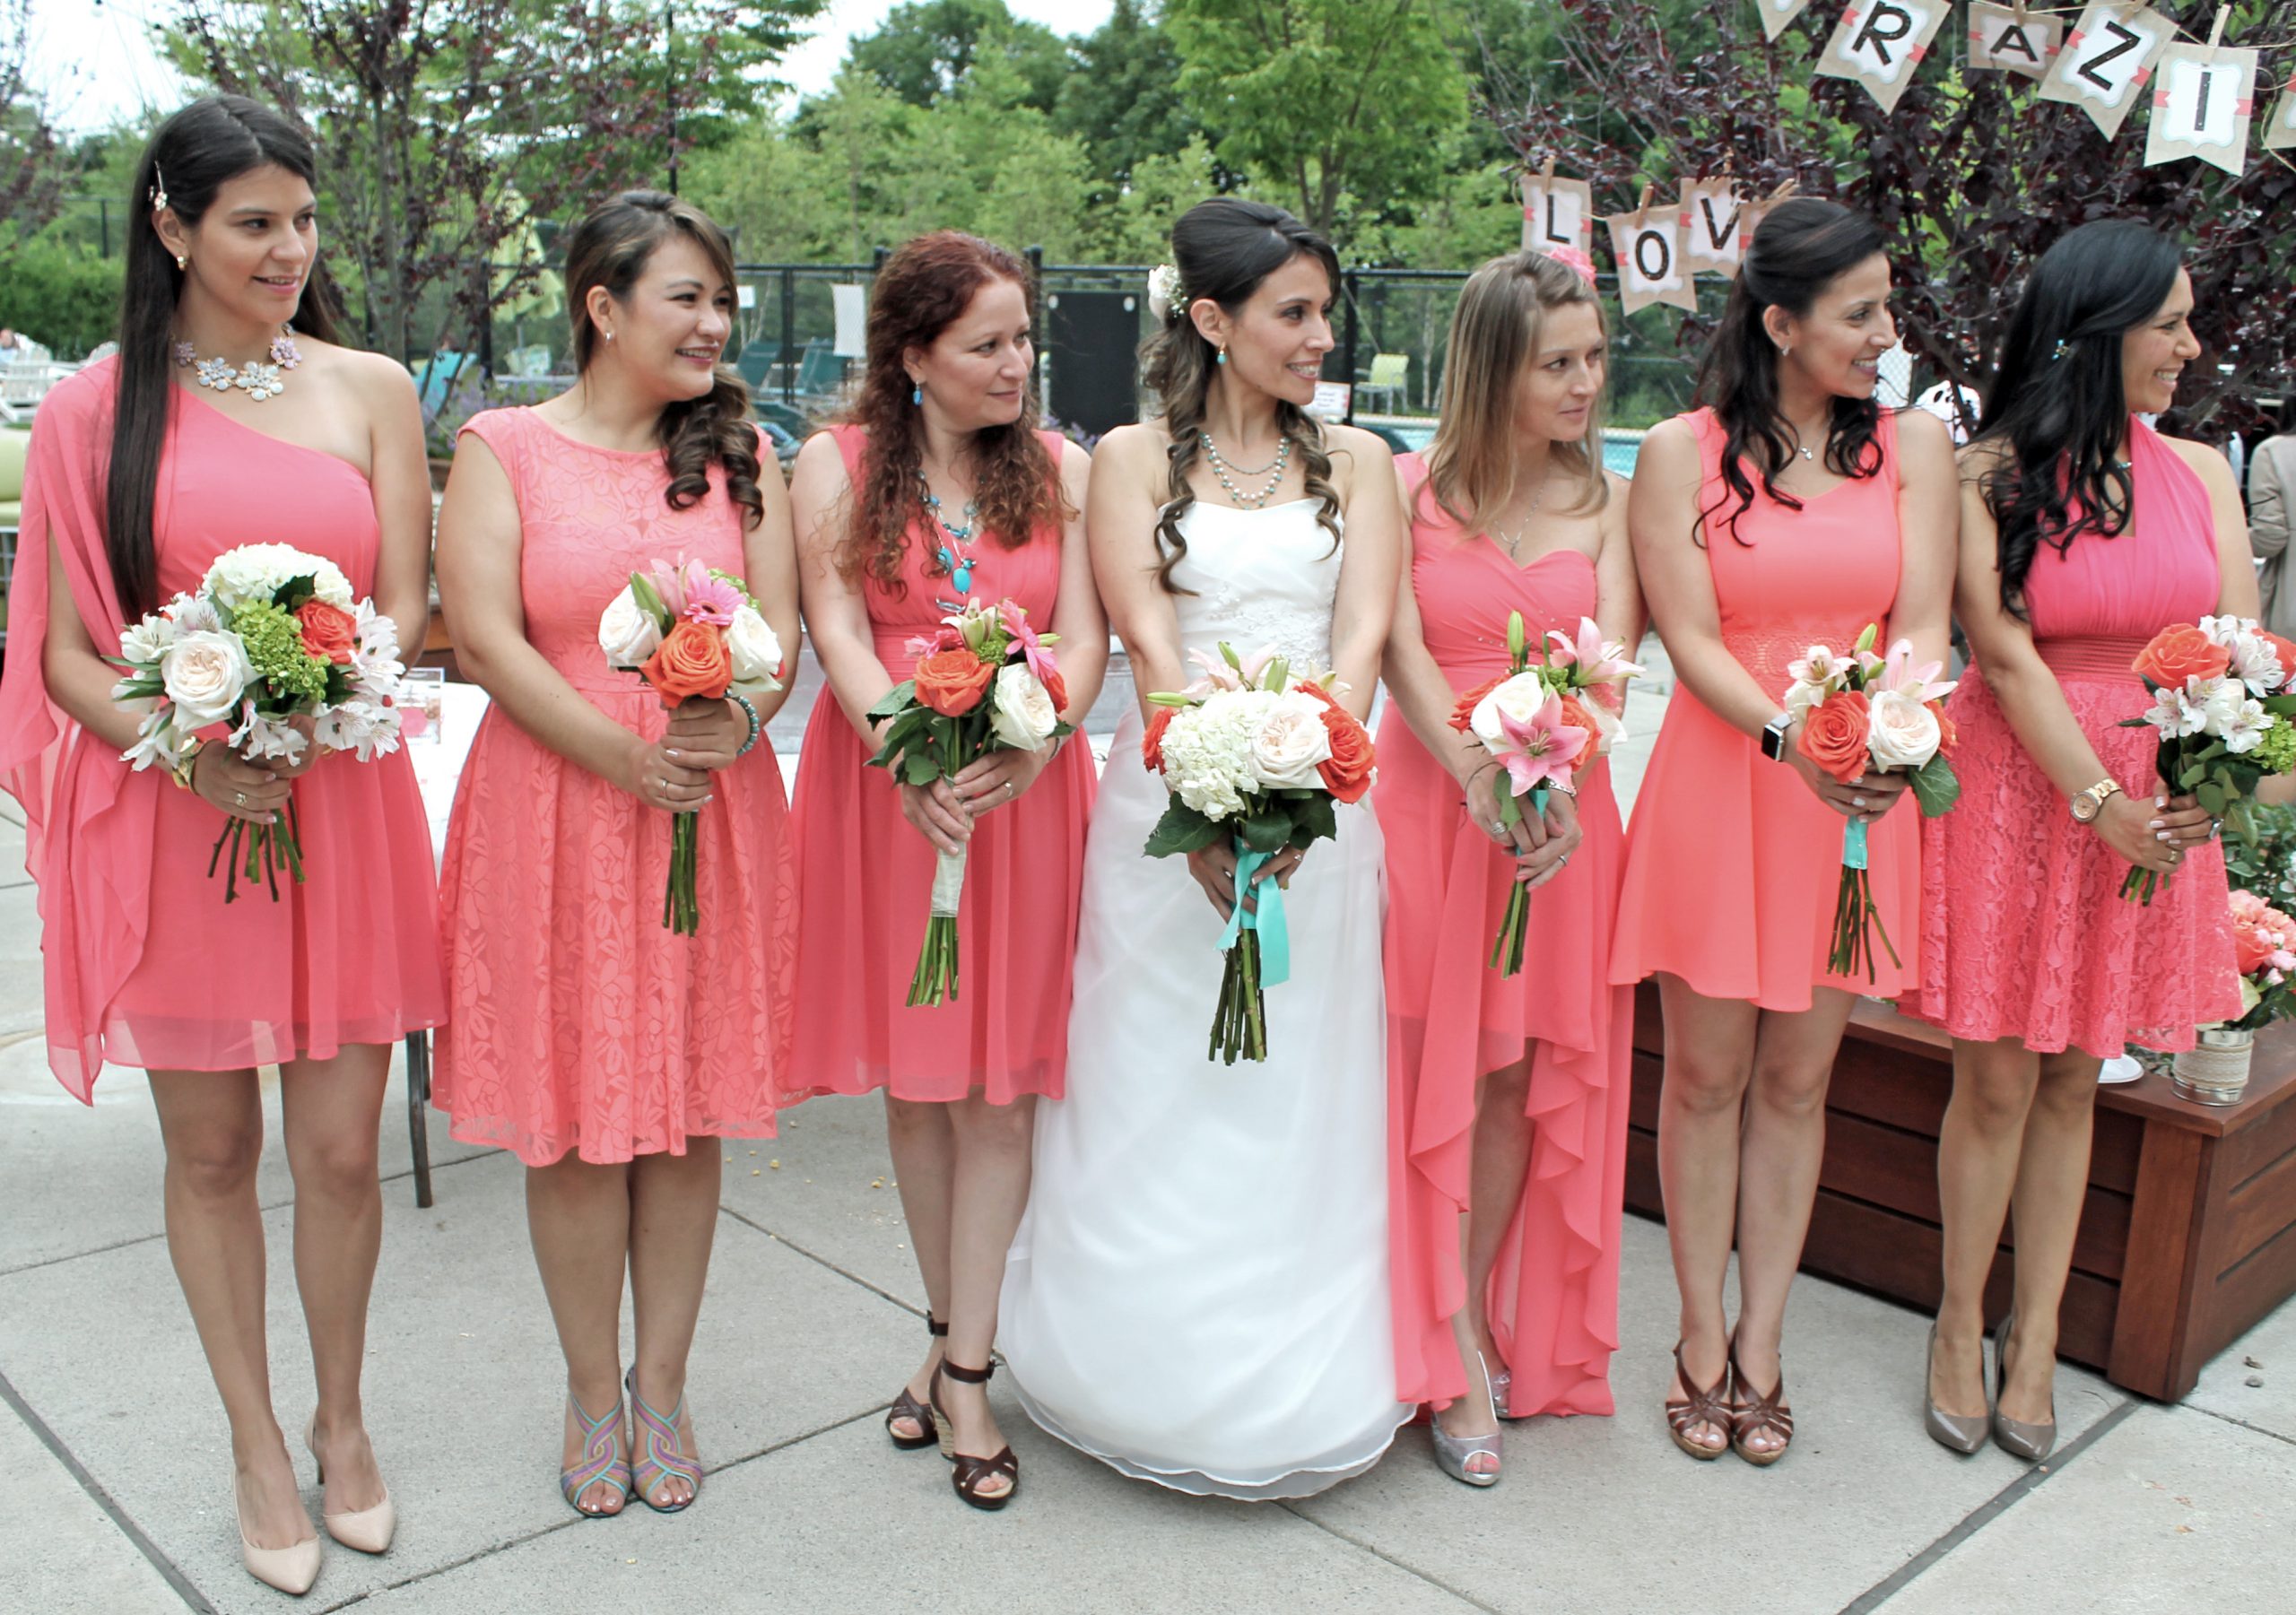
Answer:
[2040,2,2174,138]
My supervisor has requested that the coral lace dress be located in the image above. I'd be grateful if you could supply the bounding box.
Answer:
[1909,420,2240,1055]
[1611,407,1922,1007]
[786,426,1094,1105]
[0,361,444,1099]
[433,408,797,1165]
[1378,456,1631,1419]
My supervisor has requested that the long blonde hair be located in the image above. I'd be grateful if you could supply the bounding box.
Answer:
[1421,250,1610,534]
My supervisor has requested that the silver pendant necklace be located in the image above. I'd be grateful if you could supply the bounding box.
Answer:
[1491,470,1553,561]
[173,325,302,402]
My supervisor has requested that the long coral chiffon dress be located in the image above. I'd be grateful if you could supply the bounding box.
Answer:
[1610,407,1921,1006]
[1378,456,1631,1419]
[786,426,1094,1105]
[432,407,797,1165]
[0,360,444,1099]
[1909,420,2240,1055]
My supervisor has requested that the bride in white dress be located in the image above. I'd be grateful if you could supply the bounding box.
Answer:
[998,198,1412,1498]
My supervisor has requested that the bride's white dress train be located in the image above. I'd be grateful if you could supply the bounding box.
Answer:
[998,497,1411,1500]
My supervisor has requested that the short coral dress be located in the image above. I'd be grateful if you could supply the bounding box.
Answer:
[787,427,1094,1105]
[1909,420,2241,1055]
[0,361,444,1099]
[433,408,797,1165]
[1611,407,1921,1007]
[1378,456,1631,1419]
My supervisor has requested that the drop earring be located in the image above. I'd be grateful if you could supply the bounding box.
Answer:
[1215,344,1228,367]
[912,383,923,405]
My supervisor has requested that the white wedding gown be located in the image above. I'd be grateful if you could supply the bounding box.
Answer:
[998,498,1411,1499]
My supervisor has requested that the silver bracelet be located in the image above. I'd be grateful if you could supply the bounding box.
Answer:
[730,692,761,758]
[1548,779,1578,799]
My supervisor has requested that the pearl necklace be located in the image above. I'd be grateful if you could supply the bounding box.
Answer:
[1199,430,1292,508]
[173,326,302,402]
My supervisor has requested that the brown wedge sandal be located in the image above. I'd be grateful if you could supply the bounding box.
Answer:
[1665,1341,1733,1461]
[1728,1339,1795,1467]
[884,1313,949,1452]
[931,1358,1020,1512]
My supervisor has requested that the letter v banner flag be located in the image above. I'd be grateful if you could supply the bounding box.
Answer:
[1966,3,2062,81]
[1817,0,1952,113]
[2040,2,2174,138]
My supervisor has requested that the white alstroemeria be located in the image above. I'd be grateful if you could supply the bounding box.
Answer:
[231,708,308,764]
[2205,682,2273,753]
[119,712,185,772]
[1867,689,1944,770]
[1469,671,1552,749]
[2198,613,2250,649]
[160,630,253,729]
[169,595,222,635]
[2144,679,2211,739]
[726,603,786,693]
[1248,690,1334,788]
[597,585,665,668]
[314,696,403,761]
[119,611,180,664]
[2228,630,2287,697]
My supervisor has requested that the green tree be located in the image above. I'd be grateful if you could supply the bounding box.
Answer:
[1052,0,1201,189]
[1,0,67,244]
[848,0,1069,112]
[1093,135,1225,261]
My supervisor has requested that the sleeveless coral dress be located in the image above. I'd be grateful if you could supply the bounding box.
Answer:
[787,426,1094,1105]
[1611,407,1921,1007]
[1909,420,2240,1055]
[433,408,797,1165]
[0,360,444,1099]
[1378,456,1631,1419]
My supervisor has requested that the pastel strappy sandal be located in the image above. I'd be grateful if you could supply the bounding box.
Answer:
[559,1389,631,1519]
[887,1313,950,1451]
[626,1367,705,1513]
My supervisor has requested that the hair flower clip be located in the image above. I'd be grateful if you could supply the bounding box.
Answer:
[2051,337,2071,362]
[1147,264,1186,323]
[1545,244,1599,288]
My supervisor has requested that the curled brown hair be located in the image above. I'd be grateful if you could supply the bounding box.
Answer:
[563,190,762,527]
[836,230,1067,594]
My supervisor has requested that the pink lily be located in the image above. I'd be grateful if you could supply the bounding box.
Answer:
[1879,638,1956,703]
[1492,690,1588,794]
[643,560,688,617]
[1544,616,1644,683]
[1000,600,1058,687]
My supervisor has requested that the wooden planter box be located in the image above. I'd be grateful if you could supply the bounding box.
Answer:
[1624,985,2296,1402]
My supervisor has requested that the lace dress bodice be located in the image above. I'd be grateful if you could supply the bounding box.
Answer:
[1168,499,1343,668]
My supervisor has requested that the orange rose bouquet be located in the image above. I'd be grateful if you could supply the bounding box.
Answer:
[599,557,786,933]
[866,598,1074,1005]
[1780,624,1960,980]
[2118,616,2296,904]
[1141,643,1376,1064]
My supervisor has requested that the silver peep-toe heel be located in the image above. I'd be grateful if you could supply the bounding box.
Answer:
[1431,1352,1503,1487]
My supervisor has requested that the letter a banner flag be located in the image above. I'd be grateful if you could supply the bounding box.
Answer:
[2145,41,2258,176]
[2040,2,2174,138]
[1966,3,2062,81]
[1816,0,1952,113]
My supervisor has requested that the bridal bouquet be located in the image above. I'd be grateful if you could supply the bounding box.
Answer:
[110,542,413,901]
[1141,644,1375,1064]
[866,597,1071,1005]
[599,557,785,934]
[2120,617,2296,904]
[1782,625,1960,980]
[1449,612,1641,976]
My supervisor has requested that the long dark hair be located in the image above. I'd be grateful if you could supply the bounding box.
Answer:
[110,95,343,619]
[562,191,763,530]
[1976,220,2184,618]
[1142,197,1342,593]
[1695,196,1886,543]
[836,230,1065,595]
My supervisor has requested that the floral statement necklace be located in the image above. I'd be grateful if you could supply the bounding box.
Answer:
[918,470,981,611]
[173,326,303,402]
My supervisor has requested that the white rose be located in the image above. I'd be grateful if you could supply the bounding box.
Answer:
[160,630,252,728]
[1248,690,1333,789]
[1866,689,1942,770]
[725,603,785,692]
[988,662,1057,751]
[597,586,663,668]
[1468,672,1550,749]
[119,612,179,666]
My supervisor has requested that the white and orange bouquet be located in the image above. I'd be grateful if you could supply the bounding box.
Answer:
[1141,643,1375,1064]
[110,542,413,901]
[866,597,1072,1006]
[1448,612,1640,976]
[1782,624,1960,980]
[2120,617,2296,904]
[598,557,785,934]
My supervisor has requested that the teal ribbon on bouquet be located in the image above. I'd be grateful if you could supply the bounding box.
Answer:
[1220,845,1292,985]
[1842,818,1868,872]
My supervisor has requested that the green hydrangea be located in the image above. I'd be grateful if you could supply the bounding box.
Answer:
[232,602,328,702]
[2252,721,2296,776]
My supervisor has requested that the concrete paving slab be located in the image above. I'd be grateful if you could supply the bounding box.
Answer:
[715,1092,926,1311]
[0,1035,491,1276]
[1876,1403,2296,1613]
[2183,1292,2296,1445]
[0,879,41,1038]
[351,1401,1482,1615]
[1292,1215,2127,1615]
[0,1395,190,1613]
[0,1148,916,1614]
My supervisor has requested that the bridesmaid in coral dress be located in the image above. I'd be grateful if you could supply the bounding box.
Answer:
[1378,250,1639,1487]
[1912,222,2249,1463]
[0,99,441,1593]
[434,194,799,1517]
[787,231,1100,1511]
[1610,199,1957,1465]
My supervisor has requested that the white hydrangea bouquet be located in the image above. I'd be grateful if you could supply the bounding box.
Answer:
[1140,643,1376,1064]
[109,542,413,901]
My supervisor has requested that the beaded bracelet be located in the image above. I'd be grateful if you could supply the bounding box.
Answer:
[730,692,761,758]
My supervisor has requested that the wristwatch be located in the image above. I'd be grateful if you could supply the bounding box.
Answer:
[1759,711,1793,762]
[169,739,204,794]
[2069,778,2123,823]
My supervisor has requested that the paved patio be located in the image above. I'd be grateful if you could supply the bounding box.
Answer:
[2,648,2292,1612]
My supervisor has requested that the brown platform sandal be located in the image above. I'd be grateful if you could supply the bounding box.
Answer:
[1727,1338,1795,1467]
[1665,1341,1732,1461]
[930,1358,1020,1512]
[885,1313,949,1452]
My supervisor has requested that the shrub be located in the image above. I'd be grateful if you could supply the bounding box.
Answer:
[0,240,124,359]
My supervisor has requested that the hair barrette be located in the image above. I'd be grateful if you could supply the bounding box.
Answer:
[149,165,169,212]
[2050,338,2070,362]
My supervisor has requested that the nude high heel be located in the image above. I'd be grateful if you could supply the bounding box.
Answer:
[1991,1312,2057,1462]
[1924,1324,1989,1455]
[236,1471,321,1597]
[306,1415,396,1554]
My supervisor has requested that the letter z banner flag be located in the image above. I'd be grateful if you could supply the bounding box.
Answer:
[2040,3,2175,138]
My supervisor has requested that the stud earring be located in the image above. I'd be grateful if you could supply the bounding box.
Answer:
[175,255,188,272]
[911,384,923,405]
[604,329,615,343]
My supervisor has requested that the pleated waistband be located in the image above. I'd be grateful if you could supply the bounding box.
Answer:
[2032,637,2151,682]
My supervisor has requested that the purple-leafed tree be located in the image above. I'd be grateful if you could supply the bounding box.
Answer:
[1,0,68,243]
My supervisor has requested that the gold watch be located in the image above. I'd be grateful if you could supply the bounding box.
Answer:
[2068,778,2122,824]
[169,739,204,794]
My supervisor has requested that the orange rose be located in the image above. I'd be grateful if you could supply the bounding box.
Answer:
[1449,674,1503,734]
[294,599,358,665]
[1317,708,1376,803]
[1556,694,1604,777]
[913,647,995,716]
[1141,705,1175,773]
[641,619,734,704]
[2132,622,2231,690]
[1796,688,1871,784]
[1040,663,1070,716]
[1929,698,1957,754]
